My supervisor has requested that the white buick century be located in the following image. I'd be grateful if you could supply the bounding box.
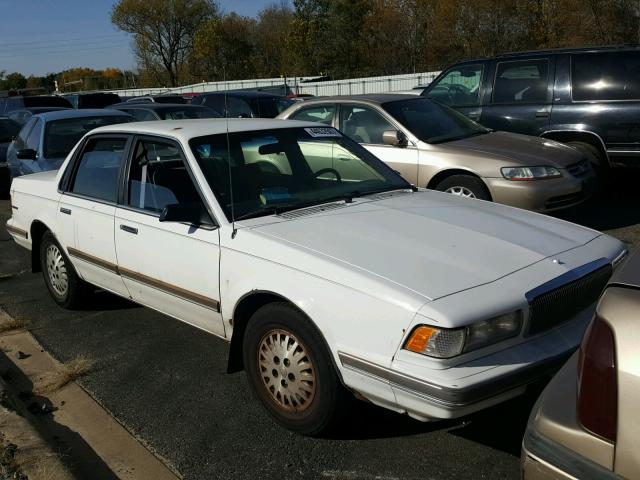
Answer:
[6,119,626,435]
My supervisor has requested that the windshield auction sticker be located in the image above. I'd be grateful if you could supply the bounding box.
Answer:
[304,127,342,138]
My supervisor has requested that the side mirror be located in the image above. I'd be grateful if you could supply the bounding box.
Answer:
[382,130,408,147]
[16,148,37,160]
[159,202,215,227]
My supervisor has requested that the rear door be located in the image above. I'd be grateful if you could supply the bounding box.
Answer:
[114,135,224,337]
[480,56,554,136]
[57,134,132,297]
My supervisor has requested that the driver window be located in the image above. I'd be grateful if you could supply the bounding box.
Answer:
[126,139,202,214]
[427,65,483,107]
[25,119,42,152]
[339,105,394,145]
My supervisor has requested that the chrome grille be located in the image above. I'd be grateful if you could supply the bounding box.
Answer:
[566,160,592,178]
[526,263,612,335]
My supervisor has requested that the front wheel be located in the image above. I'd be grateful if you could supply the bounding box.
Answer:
[243,302,348,436]
[40,232,90,309]
[434,174,491,201]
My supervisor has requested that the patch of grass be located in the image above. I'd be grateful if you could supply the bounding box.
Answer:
[36,356,95,394]
[0,317,26,334]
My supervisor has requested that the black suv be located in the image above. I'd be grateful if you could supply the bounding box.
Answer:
[421,45,640,171]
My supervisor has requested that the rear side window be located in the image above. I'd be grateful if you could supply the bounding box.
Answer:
[70,137,128,202]
[290,105,336,125]
[572,51,640,101]
[492,59,549,104]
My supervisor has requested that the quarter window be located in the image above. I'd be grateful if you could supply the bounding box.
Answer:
[126,139,202,214]
[572,51,640,101]
[492,59,549,104]
[70,137,128,202]
[340,105,394,145]
[426,65,483,107]
[290,105,336,125]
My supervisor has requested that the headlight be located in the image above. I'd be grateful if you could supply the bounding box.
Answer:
[501,166,561,180]
[404,311,523,358]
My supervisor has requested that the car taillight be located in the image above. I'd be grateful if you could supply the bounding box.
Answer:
[577,315,617,442]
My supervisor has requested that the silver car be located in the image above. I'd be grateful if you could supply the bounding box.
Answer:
[278,95,596,212]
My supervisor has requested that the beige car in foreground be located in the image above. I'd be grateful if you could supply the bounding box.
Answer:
[522,249,639,479]
[278,95,597,212]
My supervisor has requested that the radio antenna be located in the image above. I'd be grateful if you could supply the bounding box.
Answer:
[223,66,237,239]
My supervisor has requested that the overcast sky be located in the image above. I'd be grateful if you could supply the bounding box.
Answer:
[0,0,290,77]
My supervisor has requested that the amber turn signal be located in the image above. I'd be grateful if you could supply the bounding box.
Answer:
[405,326,438,353]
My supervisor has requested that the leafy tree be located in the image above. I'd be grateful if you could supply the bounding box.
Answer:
[112,0,218,86]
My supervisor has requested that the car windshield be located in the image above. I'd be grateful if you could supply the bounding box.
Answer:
[383,98,489,144]
[159,106,221,120]
[44,115,131,158]
[190,127,411,221]
[249,97,295,118]
[0,118,20,142]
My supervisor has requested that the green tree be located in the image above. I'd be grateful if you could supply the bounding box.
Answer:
[0,72,27,91]
[112,0,218,86]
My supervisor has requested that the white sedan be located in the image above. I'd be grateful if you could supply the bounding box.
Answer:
[6,119,626,435]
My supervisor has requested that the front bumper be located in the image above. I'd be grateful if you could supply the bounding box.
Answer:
[485,173,597,212]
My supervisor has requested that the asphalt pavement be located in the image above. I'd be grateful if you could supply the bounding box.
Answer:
[0,172,638,480]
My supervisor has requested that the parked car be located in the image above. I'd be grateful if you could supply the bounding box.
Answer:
[109,103,221,121]
[6,119,625,435]
[6,107,70,127]
[0,95,72,114]
[522,248,639,479]
[420,45,640,173]
[278,95,596,212]
[192,91,294,118]
[6,109,132,178]
[125,94,187,104]
[63,92,121,109]
[0,117,20,198]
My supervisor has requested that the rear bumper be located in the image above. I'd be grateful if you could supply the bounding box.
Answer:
[522,429,620,480]
[485,173,596,212]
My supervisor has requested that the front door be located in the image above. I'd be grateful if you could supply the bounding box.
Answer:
[338,103,419,184]
[114,136,225,337]
[57,135,131,297]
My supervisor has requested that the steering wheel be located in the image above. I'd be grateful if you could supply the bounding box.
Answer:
[447,84,472,103]
[314,168,342,182]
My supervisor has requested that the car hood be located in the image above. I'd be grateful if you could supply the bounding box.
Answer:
[247,191,601,301]
[443,131,584,168]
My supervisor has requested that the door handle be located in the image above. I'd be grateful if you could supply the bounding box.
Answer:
[535,111,549,118]
[120,224,138,235]
[59,207,71,215]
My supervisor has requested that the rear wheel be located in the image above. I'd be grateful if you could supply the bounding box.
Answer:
[243,302,348,436]
[40,232,90,309]
[435,174,491,201]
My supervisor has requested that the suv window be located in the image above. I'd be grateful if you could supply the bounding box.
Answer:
[71,137,128,202]
[492,59,549,104]
[290,105,336,125]
[126,139,202,214]
[227,97,253,118]
[25,119,42,151]
[340,105,394,144]
[426,64,483,107]
[572,51,640,101]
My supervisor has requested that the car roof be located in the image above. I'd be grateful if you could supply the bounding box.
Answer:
[90,118,324,139]
[15,107,69,114]
[110,103,206,110]
[34,109,132,121]
[288,94,424,105]
[197,90,284,99]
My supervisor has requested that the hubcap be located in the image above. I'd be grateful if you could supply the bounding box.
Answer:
[258,329,316,412]
[445,186,476,198]
[46,244,68,296]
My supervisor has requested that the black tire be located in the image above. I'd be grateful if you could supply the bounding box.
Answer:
[243,302,349,436]
[434,174,491,201]
[40,231,90,309]
[566,141,608,180]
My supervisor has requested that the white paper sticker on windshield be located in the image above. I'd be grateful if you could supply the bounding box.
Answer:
[304,127,342,138]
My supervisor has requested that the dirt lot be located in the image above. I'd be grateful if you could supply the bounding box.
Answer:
[0,170,638,480]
